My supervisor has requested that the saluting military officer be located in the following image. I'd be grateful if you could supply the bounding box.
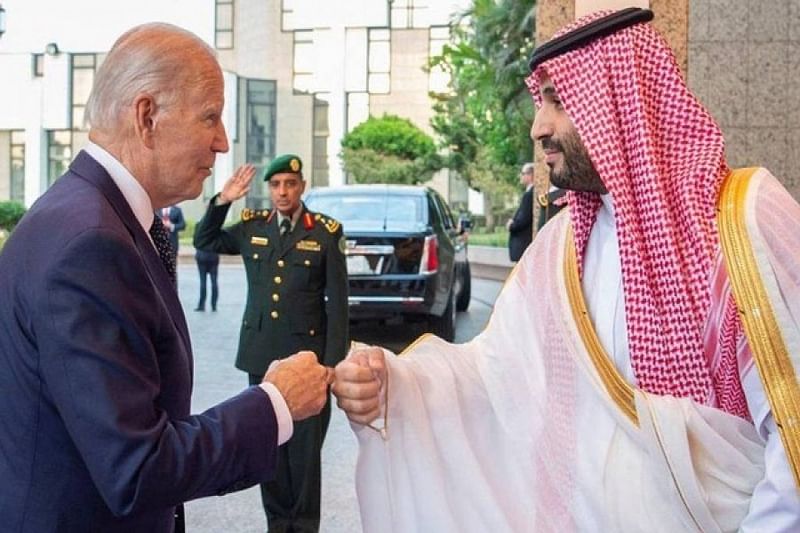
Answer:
[194,155,348,533]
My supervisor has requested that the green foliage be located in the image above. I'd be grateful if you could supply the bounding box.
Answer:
[0,201,26,231]
[342,114,436,159]
[468,227,509,248]
[341,115,441,184]
[429,0,536,197]
[341,148,437,185]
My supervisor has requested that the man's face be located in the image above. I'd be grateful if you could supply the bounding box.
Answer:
[150,55,229,206]
[530,75,606,194]
[269,172,306,216]
[519,168,533,186]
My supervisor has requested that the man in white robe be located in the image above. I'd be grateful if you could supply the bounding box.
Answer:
[332,8,800,532]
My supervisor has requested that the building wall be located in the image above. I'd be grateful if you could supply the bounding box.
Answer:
[370,28,436,136]
[688,0,800,199]
[0,0,473,222]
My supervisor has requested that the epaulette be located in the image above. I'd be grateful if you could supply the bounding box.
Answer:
[241,208,271,222]
[312,213,341,234]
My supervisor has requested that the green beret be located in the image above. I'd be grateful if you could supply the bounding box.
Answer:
[264,154,303,181]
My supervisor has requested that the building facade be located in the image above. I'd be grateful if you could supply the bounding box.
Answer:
[0,0,471,220]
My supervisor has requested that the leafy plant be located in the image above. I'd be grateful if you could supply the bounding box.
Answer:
[0,201,26,231]
[428,0,536,226]
[340,115,440,184]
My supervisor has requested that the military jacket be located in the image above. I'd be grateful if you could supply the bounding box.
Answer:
[194,198,349,375]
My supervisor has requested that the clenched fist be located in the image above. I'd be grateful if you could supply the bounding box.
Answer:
[264,351,334,421]
[332,346,387,425]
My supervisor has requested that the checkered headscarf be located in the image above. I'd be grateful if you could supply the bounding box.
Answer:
[526,12,744,409]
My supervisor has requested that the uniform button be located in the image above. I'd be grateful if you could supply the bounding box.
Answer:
[272,293,280,302]
[277,260,285,267]
[274,276,282,284]
[253,253,259,259]
[270,311,279,319]
[309,329,315,336]
[304,259,311,266]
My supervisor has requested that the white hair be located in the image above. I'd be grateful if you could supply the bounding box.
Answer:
[86,23,217,131]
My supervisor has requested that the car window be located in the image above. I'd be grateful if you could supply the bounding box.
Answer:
[306,192,427,231]
[435,191,456,229]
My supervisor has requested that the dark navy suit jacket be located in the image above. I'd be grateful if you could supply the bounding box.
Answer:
[508,187,534,262]
[0,151,278,532]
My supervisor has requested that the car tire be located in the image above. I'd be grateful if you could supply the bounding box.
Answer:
[431,289,456,342]
[455,262,471,312]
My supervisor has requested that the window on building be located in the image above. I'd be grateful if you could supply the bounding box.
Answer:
[47,130,72,187]
[10,130,25,203]
[429,26,450,94]
[32,54,44,77]
[368,29,390,94]
[71,53,99,157]
[245,79,276,209]
[312,95,329,187]
[215,0,234,49]
[293,30,314,93]
[391,0,429,29]
[71,54,97,131]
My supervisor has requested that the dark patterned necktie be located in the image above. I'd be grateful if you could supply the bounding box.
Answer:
[280,218,292,247]
[149,214,176,283]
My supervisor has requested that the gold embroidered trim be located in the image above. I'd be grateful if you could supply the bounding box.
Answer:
[718,167,800,489]
[564,227,639,425]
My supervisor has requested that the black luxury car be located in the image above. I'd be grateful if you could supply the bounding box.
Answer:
[304,184,471,341]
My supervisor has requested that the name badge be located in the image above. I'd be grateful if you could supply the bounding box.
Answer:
[296,240,321,252]
[251,236,269,246]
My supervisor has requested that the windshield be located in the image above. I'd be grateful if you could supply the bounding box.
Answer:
[306,192,427,232]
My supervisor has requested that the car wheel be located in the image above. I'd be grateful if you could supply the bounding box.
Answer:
[455,262,471,312]
[431,289,456,342]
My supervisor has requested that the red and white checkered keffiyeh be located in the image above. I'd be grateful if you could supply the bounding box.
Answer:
[526,11,748,416]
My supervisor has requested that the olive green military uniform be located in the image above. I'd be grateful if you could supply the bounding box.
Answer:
[194,171,348,532]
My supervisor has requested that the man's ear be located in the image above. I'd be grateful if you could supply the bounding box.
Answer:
[133,94,158,149]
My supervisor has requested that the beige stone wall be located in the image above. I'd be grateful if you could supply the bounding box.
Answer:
[688,0,800,200]
[370,29,436,136]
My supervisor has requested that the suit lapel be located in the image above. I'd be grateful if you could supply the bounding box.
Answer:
[69,151,192,352]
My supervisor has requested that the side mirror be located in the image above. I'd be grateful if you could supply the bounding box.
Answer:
[458,216,472,234]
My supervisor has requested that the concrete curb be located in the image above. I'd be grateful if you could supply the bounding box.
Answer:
[178,244,513,280]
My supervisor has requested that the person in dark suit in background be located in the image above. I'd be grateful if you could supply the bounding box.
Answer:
[507,162,535,261]
[195,154,349,533]
[0,23,333,533]
[194,248,220,312]
[157,204,186,262]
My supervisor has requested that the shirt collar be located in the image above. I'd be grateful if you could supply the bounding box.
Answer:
[277,206,303,230]
[84,141,154,233]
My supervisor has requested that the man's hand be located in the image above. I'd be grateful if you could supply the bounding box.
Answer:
[264,351,334,421]
[332,346,387,425]
[217,163,256,204]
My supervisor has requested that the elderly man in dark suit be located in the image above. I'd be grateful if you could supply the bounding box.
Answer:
[0,23,332,533]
